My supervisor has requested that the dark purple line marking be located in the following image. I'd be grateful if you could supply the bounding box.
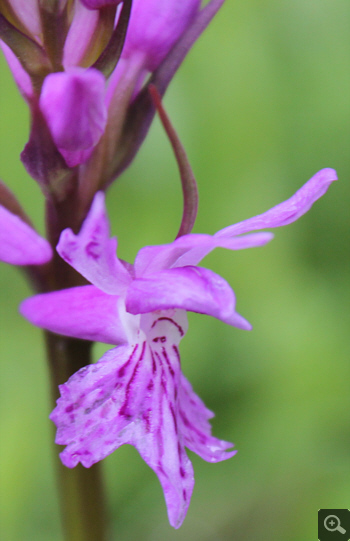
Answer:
[179,410,207,444]
[119,342,146,417]
[162,347,175,377]
[157,461,167,478]
[142,410,151,433]
[118,343,139,377]
[150,349,157,374]
[151,317,184,337]
[156,368,165,459]
[172,344,181,365]
[169,401,178,433]
[154,350,162,368]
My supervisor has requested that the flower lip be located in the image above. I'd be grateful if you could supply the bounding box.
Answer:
[49,308,235,528]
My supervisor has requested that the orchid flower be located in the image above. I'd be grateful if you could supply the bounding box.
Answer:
[20,167,336,527]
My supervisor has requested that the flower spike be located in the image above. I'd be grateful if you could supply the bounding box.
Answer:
[149,84,198,238]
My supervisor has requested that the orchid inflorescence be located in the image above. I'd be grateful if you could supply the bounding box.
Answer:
[0,0,337,534]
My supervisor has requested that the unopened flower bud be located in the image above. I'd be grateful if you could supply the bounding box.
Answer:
[6,0,41,39]
[122,0,201,71]
[39,68,107,166]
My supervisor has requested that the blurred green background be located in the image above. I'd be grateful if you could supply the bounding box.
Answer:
[1,1,350,540]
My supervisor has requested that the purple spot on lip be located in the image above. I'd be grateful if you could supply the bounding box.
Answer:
[180,467,186,478]
[86,241,101,260]
[153,336,166,343]
[183,489,187,501]
[60,250,72,263]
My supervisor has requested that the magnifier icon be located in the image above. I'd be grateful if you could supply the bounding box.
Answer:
[324,515,346,534]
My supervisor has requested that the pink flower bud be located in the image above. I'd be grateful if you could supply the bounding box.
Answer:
[122,0,201,71]
[39,68,107,165]
[63,2,100,68]
[7,0,41,39]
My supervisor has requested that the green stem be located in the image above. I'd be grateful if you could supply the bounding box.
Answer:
[45,332,109,541]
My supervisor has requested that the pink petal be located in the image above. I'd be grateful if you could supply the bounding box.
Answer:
[0,41,33,98]
[50,335,193,528]
[175,232,274,268]
[57,192,131,295]
[7,0,41,38]
[0,205,52,265]
[179,374,236,462]
[63,2,99,68]
[39,68,107,159]
[126,266,251,330]
[134,168,335,272]
[20,285,135,345]
[134,232,273,276]
[216,168,338,238]
[122,0,201,71]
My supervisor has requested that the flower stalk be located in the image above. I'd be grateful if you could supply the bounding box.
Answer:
[45,332,109,541]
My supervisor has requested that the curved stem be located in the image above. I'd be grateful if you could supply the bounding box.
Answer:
[149,84,198,238]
